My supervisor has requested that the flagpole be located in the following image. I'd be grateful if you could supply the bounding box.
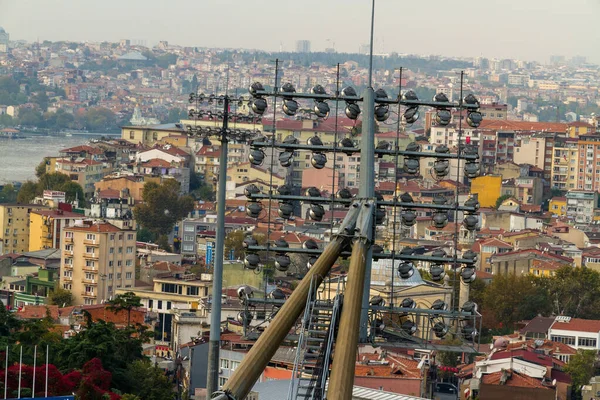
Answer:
[4,346,8,400]
[32,345,37,398]
[17,346,22,399]
[45,345,49,397]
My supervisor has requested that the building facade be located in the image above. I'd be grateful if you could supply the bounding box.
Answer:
[0,204,48,254]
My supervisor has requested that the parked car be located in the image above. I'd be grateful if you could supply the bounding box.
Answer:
[433,382,459,400]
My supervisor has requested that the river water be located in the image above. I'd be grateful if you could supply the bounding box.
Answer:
[0,133,119,184]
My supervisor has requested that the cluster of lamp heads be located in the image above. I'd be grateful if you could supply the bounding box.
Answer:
[242,235,321,272]
[396,247,478,285]
[248,82,482,129]
[369,296,478,340]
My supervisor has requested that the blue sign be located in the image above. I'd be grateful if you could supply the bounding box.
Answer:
[206,241,214,265]
[229,249,235,260]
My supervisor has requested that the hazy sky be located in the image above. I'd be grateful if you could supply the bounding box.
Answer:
[1,0,600,63]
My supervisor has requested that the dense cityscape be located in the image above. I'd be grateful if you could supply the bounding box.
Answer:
[1,9,600,400]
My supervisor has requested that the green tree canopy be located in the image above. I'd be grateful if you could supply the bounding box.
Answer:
[565,350,598,398]
[124,360,174,400]
[546,266,600,319]
[106,292,143,327]
[18,172,85,206]
[48,287,74,307]
[134,180,194,236]
[225,230,266,261]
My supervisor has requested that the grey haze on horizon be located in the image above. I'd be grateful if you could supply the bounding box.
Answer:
[1,0,599,64]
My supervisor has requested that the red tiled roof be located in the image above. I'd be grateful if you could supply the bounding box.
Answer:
[481,370,549,389]
[551,317,600,333]
[141,158,172,168]
[16,305,59,320]
[60,145,104,154]
[31,209,81,218]
[479,119,567,133]
[98,189,121,199]
[66,222,123,233]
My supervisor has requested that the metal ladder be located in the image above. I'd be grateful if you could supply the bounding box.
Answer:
[288,276,343,400]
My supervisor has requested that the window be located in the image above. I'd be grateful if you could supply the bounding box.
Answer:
[219,377,228,387]
[230,361,240,371]
[578,337,597,347]
[167,302,171,310]
[85,260,95,267]
[63,270,72,277]
[117,273,122,279]
[184,235,194,242]
[109,247,114,254]
[65,244,73,251]
[126,246,134,254]
[129,131,135,139]
[551,335,576,345]
[125,272,132,279]
[108,273,113,279]
[65,231,74,238]
[110,234,115,240]
[63,284,72,290]
[148,299,153,309]
[162,283,180,293]
[118,234,123,240]
[118,247,123,254]
[109,261,114,267]
[220,359,230,369]
[85,272,95,280]
[184,225,195,232]
[86,234,96,241]
[117,261,122,267]
[127,233,134,240]
[187,286,199,296]
[158,300,163,310]
[85,246,94,254]
[65,258,73,265]
[126,259,133,267]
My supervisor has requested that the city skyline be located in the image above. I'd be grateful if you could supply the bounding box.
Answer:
[1,0,600,64]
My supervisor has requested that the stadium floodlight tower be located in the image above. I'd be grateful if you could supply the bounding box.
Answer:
[213,2,482,399]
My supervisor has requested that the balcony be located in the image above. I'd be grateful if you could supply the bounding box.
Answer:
[63,276,72,282]
[83,252,98,259]
[63,263,73,270]
[64,249,74,256]
[83,265,97,272]
[83,278,98,285]
[64,236,73,243]
[81,292,97,298]
[84,239,99,246]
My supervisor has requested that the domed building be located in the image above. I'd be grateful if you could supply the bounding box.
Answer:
[0,27,9,53]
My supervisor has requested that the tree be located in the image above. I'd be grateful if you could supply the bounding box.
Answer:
[35,158,50,178]
[482,274,550,329]
[196,184,215,201]
[494,194,511,209]
[106,292,143,327]
[134,180,194,236]
[16,181,38,203]
[0,184,18,203]
[565,350,598,398]
[48,287,73,307]
[0,300,21,338]
[546,266,600,319]
[225,230,266,260]
[124,360,174,400]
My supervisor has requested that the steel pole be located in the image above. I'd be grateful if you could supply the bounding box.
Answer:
[221,203,361,400]
[328,202,374,400]
[206,96,230,395]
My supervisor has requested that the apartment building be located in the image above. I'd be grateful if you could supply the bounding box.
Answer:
[551,137,579,190]
[54,158,108,199]
[577,134,600,191]
[60,221,136,306]
[549,316,600,350]
[565,190,599,224]
[0,204,48,254]
[29,209,81,251]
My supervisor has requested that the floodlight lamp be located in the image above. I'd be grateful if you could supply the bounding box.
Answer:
[274,238,289,249]
[278,151,294,167]
[249,82,265,97]
[246,202,263,218]
[336,188,353,200]
[283,135,299,145]
[269,288,286,300]
[372,244,384,260]
[282,99,299,116]
[237,285,253,299]
[431,299,448,313]
[302,239,319,250]
[461,301,478,315]
[463,93,480,107]
[402,90,419,102]
[345,103,361,120]
[275,254,291,271]
[244,184,260,199]
[278,202,294,220]
[375,208,386,225]
[401,209,417,227]
[375,191,384,202]
[374,105,390,122]
[376,140,392,151]
[281,82,296,96]
[462,250,478,264]
[242,236,258,248]
[433,159,450,178]
[311,152,327,169]
[401,298,417,309]
[236,310,253,325]
[464,196,480,211]
[466,111,483,128]
[374,88,388,100]
[433,322,449,338]
[433,93,449,103]
[277,185,292,196]
[401,320,417,335]
[202,137,212,146]
[433,195,448,206]
[464,161,481,179]
[339,137,355,150]
[341,86,357,98]
[373,318,386,335]
[405,142,421,152]
[435,109,452,126]
[429,264,446,281]
[314,101,330,118]
[398,261,415,279]
[400,193,414,204]
[404,158,420,175]
[211,392,232,400]
[308,203,325,221]
[305,187,321,198]
[403,107,420,124]
[307,256,319,269]
[463,214,479,231]
[311,84,327,96]
[249,149,265,166]
[307,135,323,146]
[250,98,268,115]
[244,253,260,270]
[400,247,416,256]
[462,325,478,341]
[432,249,447,258]
[370,295,385,306]
[460,267,476,283]
[432,211,448,229]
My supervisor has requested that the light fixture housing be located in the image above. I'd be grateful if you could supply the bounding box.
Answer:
[303,239,319,250]
[369,296,385,306]
[460,267,476,283]
[311,152,327,169]
[401,320,417,335]
[433,321,449,338]
[249,149,265,166]
[308,203,325,221]
[403,106,420,124]
[244,184,260,198]
[278,202,294,219]
[429,264,446,281]
[246,202,263,218]
[250,98,268,115]
[237,310,253,325]
[274,254,291,271]
[314,101,330,118]
[242,236,258,249]
[278,151,294,167]
[345,103,361,120]
[374,105,390,122]
[282,99,299,116]
[401,298,417,309]
[398,261,415,279]
[305,187,321,197]
[307,256,319,269]
[401,209,417,227]
[466,111,483,128]
[463,214,479,231]
[461,301,478,315]
[244,253,260,269]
